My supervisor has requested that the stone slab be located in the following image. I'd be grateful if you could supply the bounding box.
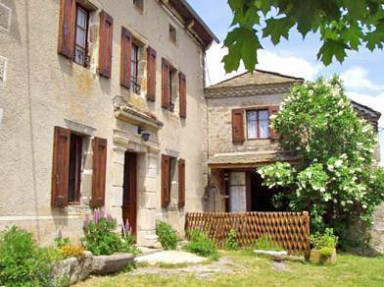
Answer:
[92,253,135,275]
[135,250,208,265]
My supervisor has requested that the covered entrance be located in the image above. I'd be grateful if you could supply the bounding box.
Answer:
[122,152,137,236]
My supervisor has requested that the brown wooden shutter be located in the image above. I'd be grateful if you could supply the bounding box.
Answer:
[161,59,170,109]
[232,109,245,143]
[269,106,280,140]
[120,27,132,89]
[91,137,107,208]
[58,0,76,59]
[179,72,187,118]
[161,154,171,208]
[147,47,157,101]
[99,11,113,78]
[51,126,71,207]
[178,159,185,208]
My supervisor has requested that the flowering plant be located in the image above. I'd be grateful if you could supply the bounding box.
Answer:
[258,76,384,248]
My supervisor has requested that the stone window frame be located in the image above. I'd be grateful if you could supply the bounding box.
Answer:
[0,2,12,32]
[0,55,8,84]
[133,0,144,14]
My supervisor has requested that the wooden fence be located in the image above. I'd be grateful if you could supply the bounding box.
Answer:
[185,212,310,257]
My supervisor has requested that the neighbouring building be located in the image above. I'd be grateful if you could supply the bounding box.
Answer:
[204,70,383,251]
[0,0,218,246]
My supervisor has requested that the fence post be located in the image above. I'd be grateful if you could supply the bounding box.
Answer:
[303,211,311,260]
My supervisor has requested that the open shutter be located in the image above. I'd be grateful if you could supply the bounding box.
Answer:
[147,47,157,101]
[99,11,113,78]
[232,109,245,143]
[58,0,76,59]
[178,159,185,208]
[120,27,132,89]
[91,137,107,208]
[51,126,71,207]
[161,154,170,208]
[269,106,280,140]
[161,59,170,109]
[179,72,187,118]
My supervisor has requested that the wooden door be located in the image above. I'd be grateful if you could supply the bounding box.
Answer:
[122,152,137,236]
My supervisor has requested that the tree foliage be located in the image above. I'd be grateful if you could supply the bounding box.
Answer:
[224,0,384,72]
[258,77,384,247]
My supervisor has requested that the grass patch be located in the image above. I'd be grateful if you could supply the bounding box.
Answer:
[75,252,384,287]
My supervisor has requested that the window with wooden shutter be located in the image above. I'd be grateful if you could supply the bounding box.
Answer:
[269,106,280,140]
[91,137,107,208]
[99,11,113,78]
[161,59,170,109]
[179,72,187,118]
[58,0,76,59]
[161,154,171,208]
[120,27,132,89]
[147,47,157,101]
[178,159,185,208]
[232,109,245,143]
[51,126,71,207]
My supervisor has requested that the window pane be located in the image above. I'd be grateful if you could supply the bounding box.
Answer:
[77,9,87,28]
[247,121,257,139]
[76,28,86,47]
[247,111,257,121]
[259,110,269,120]
[74,47,85,65]
[259,119,269,138]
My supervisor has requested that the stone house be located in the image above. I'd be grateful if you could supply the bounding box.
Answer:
[205,70,383,251]
[0,0,218,246]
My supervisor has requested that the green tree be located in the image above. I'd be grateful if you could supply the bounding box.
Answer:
[258,76,384,248]
[224,0,384,72]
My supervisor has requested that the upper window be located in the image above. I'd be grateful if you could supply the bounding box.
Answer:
[133,0,144,11]
[74,5,90,67]
[131,43,141,94]
[247,110,269,139]
[169,24,177,44]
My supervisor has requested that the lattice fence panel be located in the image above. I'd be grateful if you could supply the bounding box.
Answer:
[185,212,310,257]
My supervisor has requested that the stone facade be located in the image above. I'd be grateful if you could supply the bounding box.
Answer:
[0,0,217,246]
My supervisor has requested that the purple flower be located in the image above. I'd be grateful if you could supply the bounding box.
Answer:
[57,230,62,239]
[124,221,131,234]
[83,215,90,229]
[106,213,113,222]
[100,207,105,219]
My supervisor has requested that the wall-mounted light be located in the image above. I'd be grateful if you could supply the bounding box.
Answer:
[138,126,151,142]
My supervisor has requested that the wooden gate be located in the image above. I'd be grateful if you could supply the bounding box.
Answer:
[185,212,310,257]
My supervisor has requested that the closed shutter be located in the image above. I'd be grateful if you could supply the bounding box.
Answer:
[178,159,185,208]
[51,126,71,207]
[147,47,157,101]
[232,109,245,143]
[58,0,76,59]
[161,59,170,109]
[91,137,107,208]
[161,154,170,208]
[179,72,187,118]
[99,11,113,78]
[269,106,280,140]
[120,27,132,89]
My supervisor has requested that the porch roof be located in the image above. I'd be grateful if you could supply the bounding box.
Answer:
[208,151,298,168]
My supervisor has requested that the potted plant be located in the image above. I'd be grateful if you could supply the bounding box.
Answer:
[309,228,338,264]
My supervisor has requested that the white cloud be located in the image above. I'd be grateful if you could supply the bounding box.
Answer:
[205,43,320,86]
[341,66,384,92]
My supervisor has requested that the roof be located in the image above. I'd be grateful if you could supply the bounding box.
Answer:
[207,70,304,90]
[165,0,219,49]
[208,151,299,168]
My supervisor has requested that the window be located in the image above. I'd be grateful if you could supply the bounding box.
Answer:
[74,5,89,67]
[247,110,269,139]
[133,0,143,11]
[131,43,141,94]
[169,24,177,44]
[68,133,83,203]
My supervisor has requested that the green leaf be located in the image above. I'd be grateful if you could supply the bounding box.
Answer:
[317,40,348,65]
[343,0,367,20]
[263,17,293,45]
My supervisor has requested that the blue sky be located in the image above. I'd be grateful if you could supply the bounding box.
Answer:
[189,0,384,164]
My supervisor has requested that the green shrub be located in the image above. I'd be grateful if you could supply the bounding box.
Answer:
[224,228,240,251]
[54,230,70,248]
[155,221,178,250]
[253,235,283,251]
[310,228,338,251]
[0,226,62,287]
[82,210,124,256]
[184,229,218,259]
